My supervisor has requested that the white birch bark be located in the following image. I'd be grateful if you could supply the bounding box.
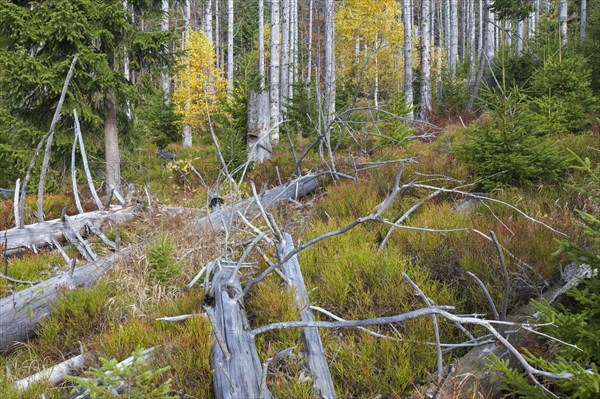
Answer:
[559,0,568,47]
[182,0,192,147]
[516,19,524,56]
[306,0,313,83]
[580,0,587,44]
[258,0,265,89]
[161,0,171,99]
[226,0,234,93]
[280,0,290,111]
[324,0,336,129]
[419,0,432,119]
[449,0,458,76]
[270,0,281,143]
[204,0,213,43]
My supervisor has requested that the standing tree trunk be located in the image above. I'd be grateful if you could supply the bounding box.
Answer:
[449,0,459,75]
[161,0,170,98]
[559,0,568,47]
[258,0,265,89]
[469,0,476,81]
[516,19,524,56]
[247,91,272,163]
[270,0,281,144]
[306,0,313,83]
[290,0,298,94]
[280,0,290,113]
[467,0,491,112]
[580,0,587,44]
[324,0,336,129]
[182,0,192,148]
[403,0,414,119]
[419,0,432,119]
[227,0,234,93]
[204,0,213,43]
[104,90,121,193]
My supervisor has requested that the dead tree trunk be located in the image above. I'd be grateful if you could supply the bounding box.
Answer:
[278,233,337,399]
[208,261,272,399]
[0,207,139,257]
[247,91,272,164]
[0,176,320,351]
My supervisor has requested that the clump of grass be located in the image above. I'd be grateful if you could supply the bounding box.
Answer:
[36,281,116,358]
[0,251,64,296]
[147,233,183,284]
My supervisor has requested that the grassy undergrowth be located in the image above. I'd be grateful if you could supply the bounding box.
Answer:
[0,123,596,398]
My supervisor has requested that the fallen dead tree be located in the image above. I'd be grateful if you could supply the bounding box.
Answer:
[205,261,272,399]
[13,351,94,391]
[0,175,320,352]
[278,233,336,399]
[1,206,139,257]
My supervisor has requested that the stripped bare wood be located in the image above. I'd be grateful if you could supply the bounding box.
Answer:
[1,207,138,257]
[62,215,97,262]
[74,109,103,210]
[209,261,272,399]
[14,352,93,390]
[279,233,336,399]
[71,131,84,214]
[85,222,117,250]
[13,179,20,228]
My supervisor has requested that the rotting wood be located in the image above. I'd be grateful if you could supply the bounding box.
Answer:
[208,260,272,399]
[1,206,138,257]
[0,176,320,351]
[278,232,337,399]
[13,351,94,391]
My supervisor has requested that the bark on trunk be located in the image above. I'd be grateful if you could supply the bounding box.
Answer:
[247,91,272,163]
[270,0,281,143]
[559,0,568,47]
[403,0,414,119]
[280,0,290,112]
[103,90,121,194]
[258,0,266,89]
[419,0,432,119]
[580,0,587,44]
[227,0,234,93]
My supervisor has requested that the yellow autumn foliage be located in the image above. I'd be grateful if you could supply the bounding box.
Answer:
[173,30,227,134]
[336,0,404,98]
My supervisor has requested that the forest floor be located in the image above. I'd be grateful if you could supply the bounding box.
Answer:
[0,117,599,398]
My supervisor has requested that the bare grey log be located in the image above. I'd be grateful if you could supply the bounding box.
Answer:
[0,247,134,351]
[210,261,272,399]
[1,207,138,257]
[0,177,319,350]
[247,91,272,163]
[279,233,336,399]
[37,54,80,223]
[74,109,104,210]
[85,222,117,250]
[14,352,93,390]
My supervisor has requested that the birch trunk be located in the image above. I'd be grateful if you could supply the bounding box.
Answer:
[324,0,336,130]
[270,0,281,143]
[449,0,459,75]
[226,0,234,93]
[181,0,192,148]
[580,0,587,44]
[204,0,213,43]
[516,19,524,56]
[103,90,121,194]
[280,0,290,112]
[258,0,265,89]
[559,0,568,47]
[419,0,432,119]
[160,0,170,98]
[467,0,491,111]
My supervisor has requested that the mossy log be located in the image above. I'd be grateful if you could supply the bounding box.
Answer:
[278,232,337,399]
